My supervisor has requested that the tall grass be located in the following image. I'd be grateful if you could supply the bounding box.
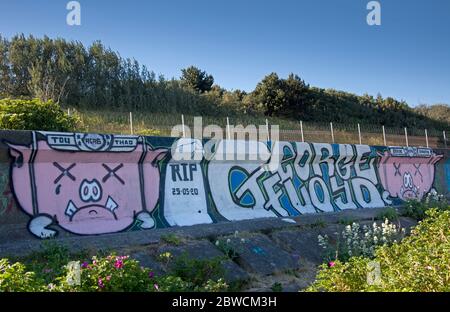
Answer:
[69,108,448,148]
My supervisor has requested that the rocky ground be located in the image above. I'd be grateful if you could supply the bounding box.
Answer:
[0,207,417,292]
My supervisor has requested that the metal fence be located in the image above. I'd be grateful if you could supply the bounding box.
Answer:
[69,108,449,148]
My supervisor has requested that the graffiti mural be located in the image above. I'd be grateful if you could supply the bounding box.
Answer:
[0,130,447,239]
[208,141,390,221]
[163,138,213,226]
[5,132,167,237]
[378,146,442,200]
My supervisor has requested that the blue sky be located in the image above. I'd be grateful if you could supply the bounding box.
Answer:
[1,0,449,106]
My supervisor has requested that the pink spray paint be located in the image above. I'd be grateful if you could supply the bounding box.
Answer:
[7,132,166,237]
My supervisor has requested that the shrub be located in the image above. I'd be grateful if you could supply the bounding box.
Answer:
[271,282,283,292]
[3,250,230,292]
[307,208,450,292]
[60,254,154,292]
[214,232,247,261]
[170,253,226,290]
[0,259,41,291]
[20,241,73,285]
[0,98,79,131]
[160,234,182,246]
[403,200,428,220]
[214,239,240,260]
[318,219,405,262]
[403,191,448,220]
[306,257,371,292]
[375,207,398,221]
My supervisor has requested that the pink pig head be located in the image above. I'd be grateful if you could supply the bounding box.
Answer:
[7,132,166,238]
[378,147,442,200]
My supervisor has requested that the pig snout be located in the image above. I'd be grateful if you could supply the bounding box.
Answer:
[403,172,413,189]
[400,172,418,199]
[80,179,102,202]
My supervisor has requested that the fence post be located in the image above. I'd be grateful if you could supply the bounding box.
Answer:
[181,114,186,138]
[444,131,448,148]
[226,117,231,140]
[404,127,409,147]
[330,122,335,143]
[357,123,362,145]
[266,118,270,142]
[425,129,429,148]
[300,120,304,142]
[382,125,387,146]
[129,112,133,135]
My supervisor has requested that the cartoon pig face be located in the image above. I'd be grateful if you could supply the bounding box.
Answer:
[378,149,442,200]
[8,138,166,237]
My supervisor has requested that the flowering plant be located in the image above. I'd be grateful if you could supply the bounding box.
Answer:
[318,219,405,262]
[308,208,450,292]
[60,254,154,292]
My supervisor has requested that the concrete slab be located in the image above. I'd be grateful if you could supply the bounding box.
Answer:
[157,240,249,283]
[271,224,344,265]
[220,233,298,275]
[129,250,165,276]
[0,207,409,258]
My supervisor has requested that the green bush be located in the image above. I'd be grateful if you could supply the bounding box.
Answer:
[0,98,79,131]
[376,207,399,221]
[59,254,154,292]
[58,252,228,292]
[307,208,450,292]
[0,259,41,292]
[306,257,371,292]
[20,241,73,285]
[160,234,182,246]
[1,249,230,292]
[403,192,448,220]
[403,200,429,220]
[170,253,226,290]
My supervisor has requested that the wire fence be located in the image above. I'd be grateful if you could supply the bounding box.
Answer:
[69,108,449,149]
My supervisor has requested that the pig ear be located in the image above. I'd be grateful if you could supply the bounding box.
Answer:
[3,141,32,167]
[154,148,168,161]
[430,154,443,165]
[376,151,389,164]
[146,148,168,167]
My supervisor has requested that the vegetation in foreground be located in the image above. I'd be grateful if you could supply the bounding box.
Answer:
[0,244,230,292]
[307,197,450,292]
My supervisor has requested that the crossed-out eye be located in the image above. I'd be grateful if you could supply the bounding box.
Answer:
[413,164,423,182]
[102,163,125,185]
[53,162,76,184]
[393,163,401,176]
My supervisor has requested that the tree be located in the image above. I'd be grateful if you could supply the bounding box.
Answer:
[180,66,214,93]
[250,73,309,118]
[0,34,448,131]
[251,72,285,116]
[283,74,309,118]
[0,35,11,96]
[414,104,450,124]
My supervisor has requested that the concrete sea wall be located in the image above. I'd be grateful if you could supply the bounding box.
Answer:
[0,130,448,240]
